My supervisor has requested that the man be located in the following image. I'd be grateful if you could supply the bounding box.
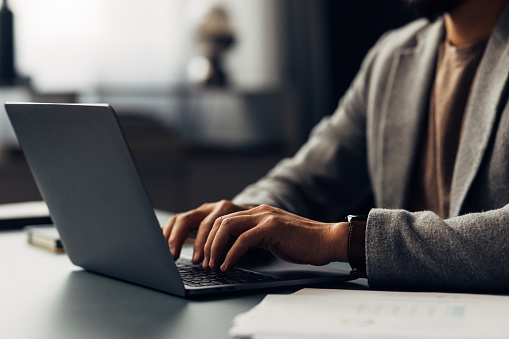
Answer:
[163,0,509,292]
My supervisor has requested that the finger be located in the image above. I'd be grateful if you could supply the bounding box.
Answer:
[208,215,255,270]
[167,215,188,259]
[221,228,265,271]
[202,204,262,269]
[168,211,204,259]
[202,215,223,269]
[192,213,219,264]
[162,215,176,242]
[203,214,238,269]
[203,207,269,268]
[194,201,246,265]
[202,208,234,268]
[192,203,234,264]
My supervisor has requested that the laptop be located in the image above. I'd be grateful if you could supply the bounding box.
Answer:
[5,102,353,296]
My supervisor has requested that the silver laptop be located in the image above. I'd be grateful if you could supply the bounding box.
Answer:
[5,102,352,296]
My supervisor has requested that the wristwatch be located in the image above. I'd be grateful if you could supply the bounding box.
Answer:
[346,215,368,278]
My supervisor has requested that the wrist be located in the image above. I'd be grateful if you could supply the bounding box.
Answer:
[329,222,350,262]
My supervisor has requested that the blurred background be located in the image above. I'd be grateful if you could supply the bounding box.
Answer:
[0,0,414,213]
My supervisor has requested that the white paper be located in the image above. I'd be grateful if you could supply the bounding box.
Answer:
[230,288,509,339]
[0,201,50,219]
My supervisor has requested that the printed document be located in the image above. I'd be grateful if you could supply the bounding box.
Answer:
[230,288,509,339]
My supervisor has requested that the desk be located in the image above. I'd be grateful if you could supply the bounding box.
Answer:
[0,230,368,339]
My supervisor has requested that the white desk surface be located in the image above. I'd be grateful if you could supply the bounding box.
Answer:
[0,230,367,339]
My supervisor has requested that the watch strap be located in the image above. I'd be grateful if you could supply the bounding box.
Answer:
[347,215,367,278]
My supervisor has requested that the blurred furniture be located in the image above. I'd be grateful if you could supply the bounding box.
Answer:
[0,86,77,205]
[0,84,293,213]
[0,106,285,213]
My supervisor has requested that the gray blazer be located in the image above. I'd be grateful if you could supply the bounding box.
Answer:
[233,7,509,291]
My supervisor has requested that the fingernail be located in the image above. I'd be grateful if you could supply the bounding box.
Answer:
[209,259,215,269]
[221,263,229,271]
[203,257,208,269]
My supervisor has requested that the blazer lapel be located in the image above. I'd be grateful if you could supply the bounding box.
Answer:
[449,5,509,217]
[376,20,444,208]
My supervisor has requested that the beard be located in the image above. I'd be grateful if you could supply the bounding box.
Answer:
[406,0,466,19]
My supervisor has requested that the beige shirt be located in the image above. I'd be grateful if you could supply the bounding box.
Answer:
[408,39,487,219]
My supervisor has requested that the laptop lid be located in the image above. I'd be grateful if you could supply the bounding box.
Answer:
[6,102,352,296]
[6,102,186,296]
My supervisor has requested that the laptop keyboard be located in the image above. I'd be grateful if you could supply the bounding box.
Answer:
[176,258,281,287]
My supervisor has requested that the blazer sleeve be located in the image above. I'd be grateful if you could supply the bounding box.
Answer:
[366,204,509,292]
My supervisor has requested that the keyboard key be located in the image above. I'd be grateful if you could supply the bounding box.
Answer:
[176,258,280,287]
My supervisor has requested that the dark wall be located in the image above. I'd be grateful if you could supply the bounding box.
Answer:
[325,1,416,113]
[279,0,416,145]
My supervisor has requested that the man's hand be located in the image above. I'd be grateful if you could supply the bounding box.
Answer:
[162,200,252,264]
[202,204,350,272]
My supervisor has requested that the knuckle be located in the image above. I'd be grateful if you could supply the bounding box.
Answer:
[217,199,232,210]
[236,232,250,245]
[219,216,235,229]
[168,231,179,243]
[176,212,192,224]
[162,221,170,233]
[166,213,180,225]
[257,204,280,214]
[197,219,213,232]
[213,215,224,228]
[164,216,174,226]
[262,213,278,225]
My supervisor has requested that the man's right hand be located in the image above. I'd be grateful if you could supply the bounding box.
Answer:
[162,200,253,264]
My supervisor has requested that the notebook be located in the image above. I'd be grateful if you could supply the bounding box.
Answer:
[5,102,352,296]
